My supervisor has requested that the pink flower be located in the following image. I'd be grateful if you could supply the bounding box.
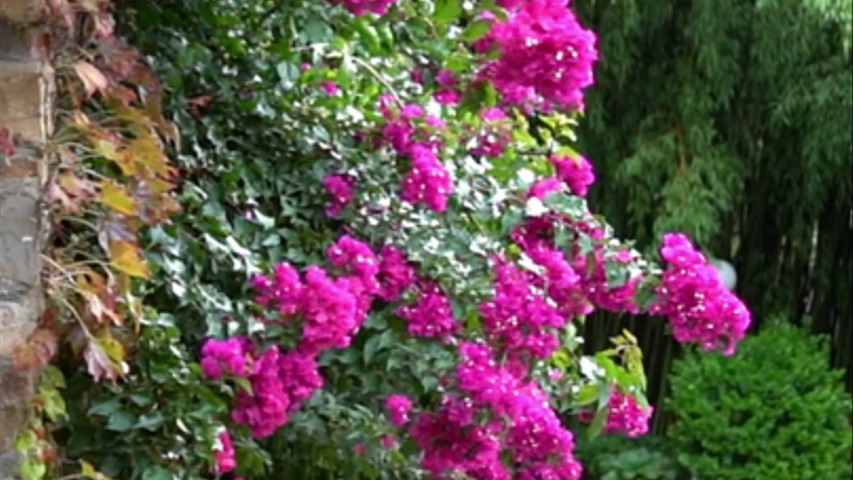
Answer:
[377,246,417,301]
[435,69,457,87]
[650,233,751,354]
[354,443,367,455]
[578,387,652,438]
[400,144,453,212]
[527,177,563,199]
[480,260,567,360]
[321,81,339,96]
[481,107,506,121]
[401,104,424,119]
[434,89,462,105]
[328,0,397,16]
[396,282,456,338]
[324,174,355,217]
[476,0,598,112]
[200,338,252,379]
[381,434,397,448]
[213,430,236,474]
[386,394,413,426]
[550,153,595,196]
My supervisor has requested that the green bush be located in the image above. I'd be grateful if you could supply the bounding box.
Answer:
[575,433,687,480]
[667,322,852,480]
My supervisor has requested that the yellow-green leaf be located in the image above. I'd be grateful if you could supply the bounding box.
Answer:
[100,180,136,215]
[108,241,149,279]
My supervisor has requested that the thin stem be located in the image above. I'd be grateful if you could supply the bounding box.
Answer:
[350,56,403,107]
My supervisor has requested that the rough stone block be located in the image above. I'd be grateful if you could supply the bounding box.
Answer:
[0,358,34,410]
[0,449,20,480]
[0,405,26,453]
[0,178,39,289]
[0,60,44,143]
[0,0,46,26]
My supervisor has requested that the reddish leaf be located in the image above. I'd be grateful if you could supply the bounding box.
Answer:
[93,11,115,39]
[109,85,138,107]
[97,216,136,253]
[83,340,121,382]
[0,127,15,156]
[13,328,59,370]
[58,172,96,200]
[73,61,110,98]
[49,182,79,213]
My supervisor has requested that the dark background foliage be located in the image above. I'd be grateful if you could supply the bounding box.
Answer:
[573,0,853,432]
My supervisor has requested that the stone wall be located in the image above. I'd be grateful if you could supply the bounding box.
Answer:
[0,1,49,477]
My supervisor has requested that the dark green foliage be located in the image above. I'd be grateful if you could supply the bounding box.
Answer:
[575,433,687,480]
[572,0,853,427]
[666,323,853,480]
[59,315,232,479]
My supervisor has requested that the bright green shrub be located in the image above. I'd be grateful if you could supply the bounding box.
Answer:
[667,323,852,480]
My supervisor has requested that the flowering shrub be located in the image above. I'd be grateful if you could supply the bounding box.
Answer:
[38,0,754,478]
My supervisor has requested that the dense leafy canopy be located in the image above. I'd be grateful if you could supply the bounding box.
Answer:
[14,0,847,478]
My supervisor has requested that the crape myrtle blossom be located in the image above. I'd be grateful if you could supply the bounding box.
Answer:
[476,0,598,112]
[409,342,582,479]
[385,394,414,426]
[204,235,384,443]
[376,99,454,212]
[396,281,457,338]
[650,233,751,354]
[550,153,595,197]
[213,429,236,474]
[578,387,653,438]
[324,174,355,217]
[327,0,397,16]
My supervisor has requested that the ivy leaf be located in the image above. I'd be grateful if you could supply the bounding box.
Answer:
[434,0,461,23]
[83,340,122,382]
[587,408,609,439]
[109,240,150,279]
[462,19,493,42]
[80,460,113,480]
[106,410,137,431]
[100,180,137,215]
[73,61,109,98]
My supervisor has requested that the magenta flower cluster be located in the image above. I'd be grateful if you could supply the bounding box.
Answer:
[550,153,595,197]
[378,100,454,212]
[470,107,513,157]
[476,0,598,112]
[650,233,751,354]
[213,430,236,475]
[396,281,457,338]
[385,394,413,426]
[200,337,253,379]
[201,235,418,442]
[578,387,653,438]
[409,342,583,479]
[480,259,567,361]
[324,174,355,217]
[327,0,397,16]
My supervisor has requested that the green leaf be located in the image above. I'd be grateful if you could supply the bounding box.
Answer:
[20,459,46,480]
[106,410,137,432]
[88,398,122,417]
[574,384,598,407]
[434,0,461,23]
[462,19,493,42]
[141,465,172,480]
[588,407,609,439]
